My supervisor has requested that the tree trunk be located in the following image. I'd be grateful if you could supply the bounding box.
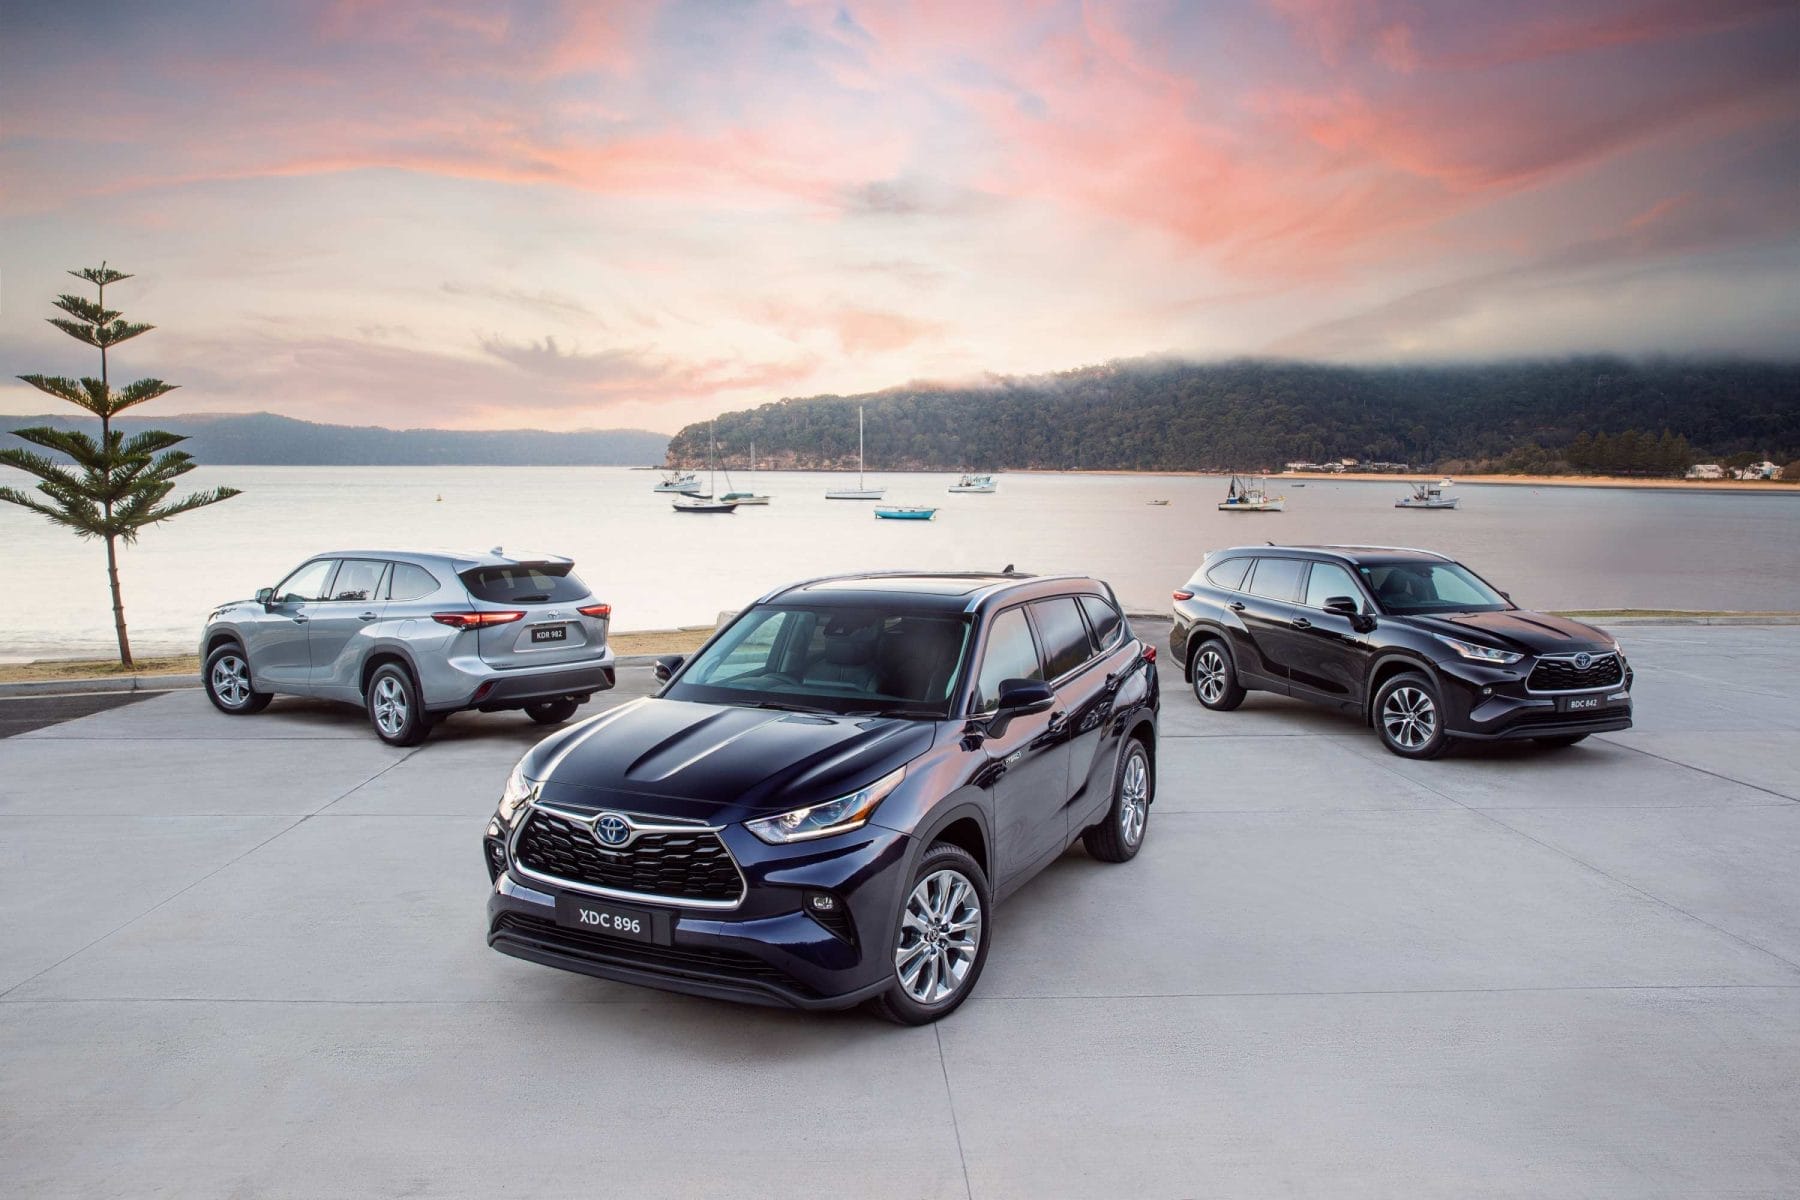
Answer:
[106,533,133,668]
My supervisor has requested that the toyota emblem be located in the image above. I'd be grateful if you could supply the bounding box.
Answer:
[1574,652,1592,670]
[594,813,632,847]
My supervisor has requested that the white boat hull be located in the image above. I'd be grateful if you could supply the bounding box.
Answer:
[1396,499,1459,509]
[826,490,886,500]
[654,481,703,494]
[948,484,996,493]
[1218,500,1284,512]
[721,494,770,505]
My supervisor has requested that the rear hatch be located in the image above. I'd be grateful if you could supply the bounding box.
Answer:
[459,561,608,668]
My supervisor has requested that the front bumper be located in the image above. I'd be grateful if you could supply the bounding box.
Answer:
[1433,657,1634,740]
[484,815,912,1010]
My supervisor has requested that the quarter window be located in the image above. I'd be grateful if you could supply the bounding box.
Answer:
[387,563,440,602]
[1245,558,1304,602]
[1030,597,1096,679]
[1302,562,1362,611]
[972,607,1042,713]
[1078,595,1124,652]
[275,560,337,603]
[328,559,387,603]
[1204,557,1250,591]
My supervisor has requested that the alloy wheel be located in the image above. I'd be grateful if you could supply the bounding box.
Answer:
[1381,686,1437,749]
[1195,648,1228,704]
[1118,751,1149,845]
[211,655,251,708]
[371,675,409,736]
[895,868,983,1005]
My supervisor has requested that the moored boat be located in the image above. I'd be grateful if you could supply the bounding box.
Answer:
[1217,474,1285,512]
[948,473,997,494]
[653,470,703,494]
[825,406,886,500]
[673,423,738,514]
[874,506,936,520]
[1397,481,1459,509]
[721,440,772,504]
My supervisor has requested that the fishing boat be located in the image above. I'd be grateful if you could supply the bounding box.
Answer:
[720,440,771,505]
[1146,499,1171,506]
[1396,481,1459,510]
[948,473,996,494]
[874,506,936,521]
[1438,476,1455,488]
[825,406,886,500]
[673,423,739,514]
[654,470,703,494]
[1217,474,1285,513]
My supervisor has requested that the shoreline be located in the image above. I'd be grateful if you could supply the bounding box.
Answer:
[1013,468,1794,492]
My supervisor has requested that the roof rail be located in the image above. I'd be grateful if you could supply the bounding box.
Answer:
[1322,544,1453,561]
[755,568,1043,606]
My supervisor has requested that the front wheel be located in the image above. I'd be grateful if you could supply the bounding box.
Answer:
[870,843,991,1025]
[525,698,581,725]
[1374,671,1450,760]
[1190,639,1246,711]
[366,663,432,747]
[1083,737,1153,862]
[204,644,272,715]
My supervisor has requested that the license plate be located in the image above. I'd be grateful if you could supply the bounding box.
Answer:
[555,895,661,944]
[531,625,568,644]
[1559,694,1604,713]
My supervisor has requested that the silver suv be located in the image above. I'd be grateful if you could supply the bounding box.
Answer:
[199,549,616,745]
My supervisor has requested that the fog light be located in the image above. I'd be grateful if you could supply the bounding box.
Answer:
[1481,686,1492,695]
[807,892,838,913]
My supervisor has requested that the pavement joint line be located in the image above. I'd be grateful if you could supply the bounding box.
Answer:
[7,983,1800,1006]
[1593,735,1799,804]
[1335,738,1800,976]
[934,1024,976,1200]
[0,752,425,1001]
[309,747,425,817]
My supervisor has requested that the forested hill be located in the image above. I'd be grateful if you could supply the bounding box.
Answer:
[1,412,669,466]
[666,359,1800,473]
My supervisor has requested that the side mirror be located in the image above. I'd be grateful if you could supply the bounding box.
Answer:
[983,678,1056,737]
[1323,596,1360,617]
[653,655,684,683]
[255,587,276,608]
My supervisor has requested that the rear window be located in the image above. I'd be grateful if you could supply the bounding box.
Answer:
[1204,557,1250,591]
[1030,597,1097,679]
[1078,594,1124,651]
[388,563,440,602]
[460,563,589,605]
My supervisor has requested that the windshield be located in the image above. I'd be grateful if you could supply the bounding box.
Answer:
[1359,562,1511,615]
[665,604,972,718]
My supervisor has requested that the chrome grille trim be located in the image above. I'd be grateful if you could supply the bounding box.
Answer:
[505,803,748,911]
[1524,652,1626,695]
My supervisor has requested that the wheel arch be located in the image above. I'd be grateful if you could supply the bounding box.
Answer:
[914,803,993,884]
[1364,652,1443,724]
[1182,621,1233,680]
[359,644,424,700]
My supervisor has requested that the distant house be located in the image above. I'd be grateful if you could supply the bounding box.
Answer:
[1737,461,1782,480]
[1686,464,1724,480]
[1338,458,1359,468]
[1283,460,1319,473]
[1367,461,1410,473]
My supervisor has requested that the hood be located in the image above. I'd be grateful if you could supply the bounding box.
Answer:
[523,697,937,824]
[1406,609,1614,656]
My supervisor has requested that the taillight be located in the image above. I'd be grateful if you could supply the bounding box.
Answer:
[431,611,524,629]
[1172,590,1194,601]
[578,603,611,618]
[1142,645,1157,663]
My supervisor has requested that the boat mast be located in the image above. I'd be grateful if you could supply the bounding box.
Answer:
[858,406,865,490]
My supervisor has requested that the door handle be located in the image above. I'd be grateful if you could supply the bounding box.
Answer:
[1229,601,1246,613]
[291,615,309,624]
[1291,617,1312,630]
[1047,710,1068,732]
[359,611,378,621]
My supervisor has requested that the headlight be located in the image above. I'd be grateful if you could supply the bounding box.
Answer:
[498,760,538,827]
[745,767,905,844]
[1435,635,1524,665]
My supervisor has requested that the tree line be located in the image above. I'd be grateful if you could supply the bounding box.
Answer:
[667,358,1800,475]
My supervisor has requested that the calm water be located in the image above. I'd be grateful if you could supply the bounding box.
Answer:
[2,466,1796,660]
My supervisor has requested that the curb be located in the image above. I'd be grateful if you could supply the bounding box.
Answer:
[0,673,202,698]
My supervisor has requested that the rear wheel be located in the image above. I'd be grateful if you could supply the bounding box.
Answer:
[1536,734,1589,749]
[526,698,580,725]
[366,663,431,747]
[870,843,990,1025]
[1083,737,1152,862]
[1190,638,1246,711]
[204,644,272,715]
[1374,672,1450,760]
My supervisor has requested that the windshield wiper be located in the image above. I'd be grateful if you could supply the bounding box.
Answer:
[743,699,836,715]
[844,706,944,720]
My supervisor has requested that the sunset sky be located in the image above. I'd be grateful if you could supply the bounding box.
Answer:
[3,0,1797,432]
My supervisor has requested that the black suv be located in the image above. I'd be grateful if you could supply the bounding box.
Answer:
[1171,545,1632,758]
[485,570,1159,1023]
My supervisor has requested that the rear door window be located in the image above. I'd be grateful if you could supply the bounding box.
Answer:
[1204,557,1250,591]
[328,559,387,602]
[1246,558,1304,602]
[1030,597,1097,680]
[387,563,440,602]
[1078,594,1124,652]
[460,563,589,605]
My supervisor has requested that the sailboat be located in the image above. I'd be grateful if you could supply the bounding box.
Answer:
[721,440,771,505]
[673,423,739,514]
[825,406,885,500]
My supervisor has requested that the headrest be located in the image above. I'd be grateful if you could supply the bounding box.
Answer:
[822,623,876,665]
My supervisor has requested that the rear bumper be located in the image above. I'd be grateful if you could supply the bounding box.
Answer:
[425,651,615,711]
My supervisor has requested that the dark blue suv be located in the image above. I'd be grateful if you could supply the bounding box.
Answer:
[484,570,1159,1023]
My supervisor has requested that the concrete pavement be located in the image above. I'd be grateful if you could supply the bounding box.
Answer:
[3,620,1798,1198]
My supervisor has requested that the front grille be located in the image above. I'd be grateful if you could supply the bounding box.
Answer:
[514,810,744,905]
[492,913,815,998]
[1527,654,1624,693]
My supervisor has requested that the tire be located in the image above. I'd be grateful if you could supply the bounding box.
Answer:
[525,698,580,726]
[1082,737,1153,863]
[366,662,432,747]
[1189,638,1246,711]
[1536,734,1589,749]
[870,843,991,1025]
[1373,671,1450,760]
[203,644,272,715]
